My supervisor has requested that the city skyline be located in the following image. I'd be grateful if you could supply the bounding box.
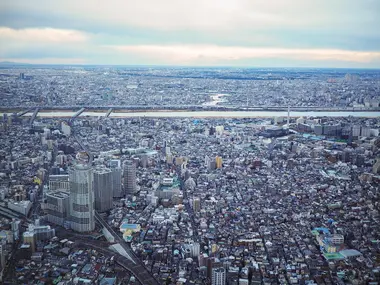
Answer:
[1,0,380,68]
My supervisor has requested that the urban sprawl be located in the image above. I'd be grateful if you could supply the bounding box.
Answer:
[0,66,379,285]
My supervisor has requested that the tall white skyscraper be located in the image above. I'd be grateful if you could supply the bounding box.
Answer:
[69,163,95,232]
[123,160,137,194]
[93,167,112,212]
[110,159,123,198]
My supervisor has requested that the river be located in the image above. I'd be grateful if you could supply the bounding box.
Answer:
[1,110,379,118]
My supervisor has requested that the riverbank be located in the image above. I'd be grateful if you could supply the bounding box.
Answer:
[1,110,379,118]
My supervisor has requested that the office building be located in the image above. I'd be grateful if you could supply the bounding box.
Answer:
[212,267,226,285]
[0,241,6,272]
[110,159,123,198]
[93,167,113,212]
[69,163,95,232]
[123,160,137,195]
[8,200,32,216]
[215,156,223,169]
[45,190,70,226]
[193,197,201,212]
[22,224,55,253]
[11,219,20,241]
[61,121,71,136]
[48,175,69,192]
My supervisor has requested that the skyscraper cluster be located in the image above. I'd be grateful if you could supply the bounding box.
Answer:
[44,158,139,232]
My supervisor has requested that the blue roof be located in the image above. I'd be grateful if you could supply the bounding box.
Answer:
[313,227,330,234]
[120,223,139,230]
[100,277,116,285]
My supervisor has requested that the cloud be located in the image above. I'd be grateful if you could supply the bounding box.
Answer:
[0,0,379,67]
[106,45,380,65]
[1,0,379,33]
[0,27,89,43]
[0,57,87,64]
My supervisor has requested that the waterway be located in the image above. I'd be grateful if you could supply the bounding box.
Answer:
[202,94,229,106]
[2,110,379,118]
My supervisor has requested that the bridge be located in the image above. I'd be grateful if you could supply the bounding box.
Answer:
[105,108,113,117]
[17,108,34,117]
[70,107,86,122]
[29,108,39,126]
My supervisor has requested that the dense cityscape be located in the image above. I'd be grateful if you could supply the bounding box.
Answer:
[1,66,380,110]
[0,65,379,285]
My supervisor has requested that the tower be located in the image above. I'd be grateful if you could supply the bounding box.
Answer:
[93,167,113,212]
[69,163,95,232]
[193,197,201,212]
[123,160,137,195]
[215,156,223,169]
[110,159,123,198]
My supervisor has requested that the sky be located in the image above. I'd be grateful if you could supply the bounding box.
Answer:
[1,0,380,67]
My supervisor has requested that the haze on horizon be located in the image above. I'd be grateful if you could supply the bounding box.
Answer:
[0,0,380,68]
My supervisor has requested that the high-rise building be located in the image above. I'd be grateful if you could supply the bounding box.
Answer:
[215,156,223,169]
[123,160,137,195]
[212,267,226,285]
[93,167,113,212]
[193,197,201,212]
[11,219,20,241]
[45,190,70,226]
[109,159,123,198]
[61,121,71,136]
[0,241,7,272]
[69,163,95,232]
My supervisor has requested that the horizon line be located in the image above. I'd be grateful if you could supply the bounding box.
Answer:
[1,61,380,70]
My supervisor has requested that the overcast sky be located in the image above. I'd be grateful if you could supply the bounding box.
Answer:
[1,0,380,67]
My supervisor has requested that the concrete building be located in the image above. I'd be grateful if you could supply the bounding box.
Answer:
[93,167,113,212]
[109,159,123,198]
[212,267,226,285]
[22,224,55,252]
[69,163,95,232]
[48,175,69,192]
[215,156,223,169]
[8,200,32,216]
[193,197,201,212]
[45,190,70,226]
[123,160,137,195]
[61,121,71,136]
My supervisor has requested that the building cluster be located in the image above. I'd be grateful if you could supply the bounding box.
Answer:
[0,67,379,108]
[0,109,379,284]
